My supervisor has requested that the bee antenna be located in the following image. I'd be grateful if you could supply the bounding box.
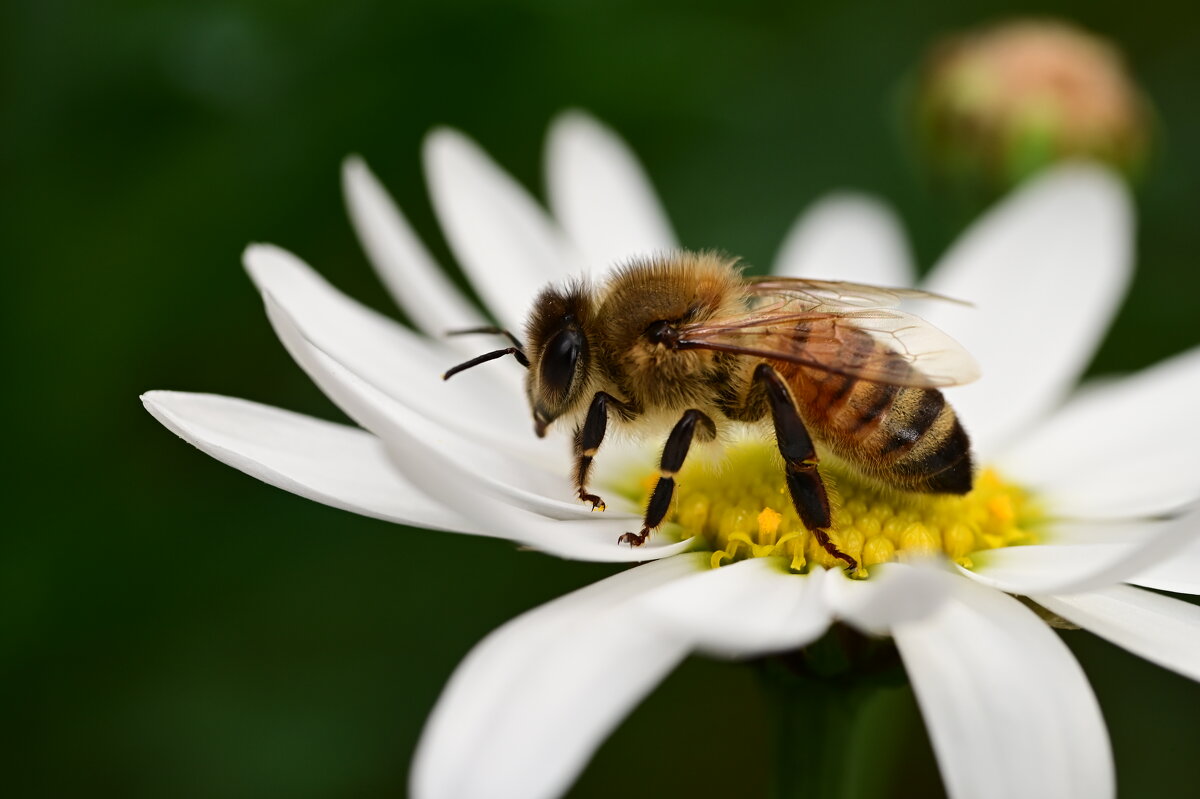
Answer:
[443,347,531,380]
[446,326,526,353]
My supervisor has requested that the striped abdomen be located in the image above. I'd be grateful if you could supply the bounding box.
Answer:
[779,334,973,495]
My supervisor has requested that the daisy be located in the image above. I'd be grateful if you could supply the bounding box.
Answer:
[142,112,1200,799]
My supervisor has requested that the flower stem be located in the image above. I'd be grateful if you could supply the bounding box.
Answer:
[760,627,914,799]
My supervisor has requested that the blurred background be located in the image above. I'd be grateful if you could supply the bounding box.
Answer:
[4,0,1198,796]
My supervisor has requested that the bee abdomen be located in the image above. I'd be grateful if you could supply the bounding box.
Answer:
[789,364,974,496]
[876,388,973,494]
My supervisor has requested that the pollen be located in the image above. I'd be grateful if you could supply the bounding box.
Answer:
[619,443,1042,578]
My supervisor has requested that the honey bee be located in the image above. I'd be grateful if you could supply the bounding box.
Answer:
[443,251,979,571]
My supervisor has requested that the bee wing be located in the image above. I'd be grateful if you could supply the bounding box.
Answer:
[744,276,973,312]
[678,309,981,388]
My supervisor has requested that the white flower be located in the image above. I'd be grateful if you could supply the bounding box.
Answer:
[142,111,1200,799]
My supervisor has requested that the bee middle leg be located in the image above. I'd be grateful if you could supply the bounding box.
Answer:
[753,363,858,572]
[619,409,717,547]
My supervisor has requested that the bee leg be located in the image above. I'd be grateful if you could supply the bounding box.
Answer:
[620,409,716,547]
[574,392,637,511]
[754,364,858,572]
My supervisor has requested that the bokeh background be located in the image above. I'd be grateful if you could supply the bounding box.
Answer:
[5,0,1198,796]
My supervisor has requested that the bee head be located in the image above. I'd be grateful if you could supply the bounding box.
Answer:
[524,283,593,437]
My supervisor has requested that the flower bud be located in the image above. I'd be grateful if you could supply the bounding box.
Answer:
[913,19,1151,193]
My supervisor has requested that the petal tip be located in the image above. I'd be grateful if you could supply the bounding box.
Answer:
[549,108,602,138]
[422,126,469,163]
[341,154,386,226]
[242,241,279,270]
[1025,160,1132,221]
[139,390,167,411]
[341,154,371,188]
[141,390,186,433]
[243,243,307,291]
[820,190,893,214]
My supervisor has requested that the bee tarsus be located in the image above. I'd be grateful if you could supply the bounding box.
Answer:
[812,528,859,573]
[618,529,650,547]
[578,491,606,511]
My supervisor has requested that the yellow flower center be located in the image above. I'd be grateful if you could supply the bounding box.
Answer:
[618,442,1043,578]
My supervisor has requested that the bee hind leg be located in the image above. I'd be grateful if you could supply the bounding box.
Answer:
[754,364,858,572]
[620,409,716,547]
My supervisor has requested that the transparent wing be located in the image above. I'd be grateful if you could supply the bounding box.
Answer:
[744,276,972,313]
[678,308,981,388]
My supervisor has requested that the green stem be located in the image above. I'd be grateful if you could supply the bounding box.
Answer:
[761,630,914,799]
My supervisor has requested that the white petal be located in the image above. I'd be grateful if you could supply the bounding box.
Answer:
[1127,535,1200,595]
[411,553,706,799]
[918,166,1133,457]
[997,347,1200,518]
[352,367,692,562]
[893,575,1112,799]
[261,292,655,534]
[965,506,1200,595]
[545,110,677,275]
[771,192,916,287]
[259,282,690,561]
[1034,585,1200,682]
[424,128,583,331]
[244,243,532,454]
[823,560,951,635]
[141,391,481,534]
[248,263,668,544]
[638,558,831,657]
[341,156,486,338]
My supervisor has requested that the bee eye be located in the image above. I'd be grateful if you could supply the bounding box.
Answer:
[645,320,679,346]
[540,328,583,396]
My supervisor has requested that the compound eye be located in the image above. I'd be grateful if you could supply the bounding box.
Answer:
[540,328,583,398]
[645,320,679,346]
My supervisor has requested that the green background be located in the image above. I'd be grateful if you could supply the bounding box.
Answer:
[5,0,1198,796]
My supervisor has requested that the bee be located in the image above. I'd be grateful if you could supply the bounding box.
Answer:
[443,251,979,571]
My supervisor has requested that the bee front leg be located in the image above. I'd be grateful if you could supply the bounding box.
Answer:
[754,364,858,572]
[620,409,717,547]
[573,392,636,511]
